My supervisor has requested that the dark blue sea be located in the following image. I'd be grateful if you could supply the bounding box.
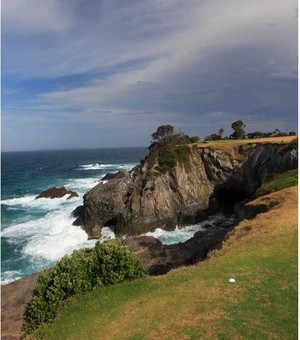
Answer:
[1,147,233,284]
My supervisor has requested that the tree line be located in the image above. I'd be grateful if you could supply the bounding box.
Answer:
[204,120,296,141]
[150,122,296,145]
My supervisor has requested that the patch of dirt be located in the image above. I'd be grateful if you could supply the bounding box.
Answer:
[1,274,37,339]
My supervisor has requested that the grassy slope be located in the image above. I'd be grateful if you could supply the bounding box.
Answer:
[34,185,298,340]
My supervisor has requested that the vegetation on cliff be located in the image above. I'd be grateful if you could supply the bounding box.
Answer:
[145,132,191,174]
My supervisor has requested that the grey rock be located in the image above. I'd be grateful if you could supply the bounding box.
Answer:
[73,139,297,239]
[102,169,129,181]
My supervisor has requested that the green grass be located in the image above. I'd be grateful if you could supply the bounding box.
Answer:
[32,187,298,340]
[256,169,298,197]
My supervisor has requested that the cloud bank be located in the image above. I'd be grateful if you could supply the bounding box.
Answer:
[2,0,297,151]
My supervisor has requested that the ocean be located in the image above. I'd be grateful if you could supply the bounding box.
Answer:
[1,147,233,284]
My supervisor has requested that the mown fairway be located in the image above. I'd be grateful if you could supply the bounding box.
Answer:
[33,186,297,339]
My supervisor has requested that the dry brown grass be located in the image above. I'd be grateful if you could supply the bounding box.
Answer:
[193,136,296,149]
[218,186,297,255]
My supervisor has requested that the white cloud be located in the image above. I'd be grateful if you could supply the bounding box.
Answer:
[2,0,298,150]
[2,0,72,35]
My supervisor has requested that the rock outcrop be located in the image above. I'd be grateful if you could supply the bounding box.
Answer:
[124,223,231,275]
[102,169,128,181]
[35,187,79,200]
[234,193,284,224]
[73,137,297,239]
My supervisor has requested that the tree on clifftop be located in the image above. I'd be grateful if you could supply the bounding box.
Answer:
[151,125,174,141]
[230,120,246,139]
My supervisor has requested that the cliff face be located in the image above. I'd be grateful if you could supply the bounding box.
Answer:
[73,138,297,239]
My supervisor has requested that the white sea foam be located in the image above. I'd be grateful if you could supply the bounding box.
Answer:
[78,163,136,171]
[1,195,80,211]
[144,225,205,245]
[99,227,116,243]
[1,270,22,285]
[120,163,136,171]
[1,195,37,206]
[78,163,117,170]
[2,202,115,263]
[65,177,101,193]
[144,213,233,245]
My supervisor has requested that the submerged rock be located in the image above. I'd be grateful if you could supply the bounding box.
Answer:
[35,187,79,200]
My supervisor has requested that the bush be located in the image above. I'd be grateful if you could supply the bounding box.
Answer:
[204,133,222,141]
[22,241,146,334]
[189,136,200,143]
[158,154,177,169]
[96,241,146,285]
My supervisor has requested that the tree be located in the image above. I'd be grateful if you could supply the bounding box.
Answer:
[230,120,246,139]
[218,128,224,137]
[204,133,222,141]
[247,131,266,139]
[204,127,224,141]
[272,129,288,137]
[189,136,200,143]
[151,125,174,141]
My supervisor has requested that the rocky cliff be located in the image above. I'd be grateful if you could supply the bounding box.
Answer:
[73,137,297,239]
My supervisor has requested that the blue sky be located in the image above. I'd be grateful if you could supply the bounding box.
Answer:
[2,0,298,151]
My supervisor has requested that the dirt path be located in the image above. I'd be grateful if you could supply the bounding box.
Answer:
[1,274,37,339]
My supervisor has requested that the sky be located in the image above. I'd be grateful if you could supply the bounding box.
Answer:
[2,0,298,151]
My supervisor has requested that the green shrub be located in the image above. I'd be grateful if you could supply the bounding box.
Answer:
[189,136,200,143]
[158,154,177,169]
[54,248,100,294]
[95,241,146,285]
[143,132,193,174]
[22,241,146,334]
[255,170,298,197]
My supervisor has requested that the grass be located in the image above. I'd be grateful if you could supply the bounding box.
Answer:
[191,136,296,149]
[255,169,298,197]
[31,186,298,339]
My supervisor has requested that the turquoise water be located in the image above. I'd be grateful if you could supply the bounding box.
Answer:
[1,148,146,283]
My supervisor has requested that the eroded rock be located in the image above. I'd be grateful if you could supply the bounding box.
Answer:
[73,139,297,239]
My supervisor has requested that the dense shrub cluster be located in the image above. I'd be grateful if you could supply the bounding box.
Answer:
[152,134,191,173]
[158,152,177,170]
[22,240,146,334]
